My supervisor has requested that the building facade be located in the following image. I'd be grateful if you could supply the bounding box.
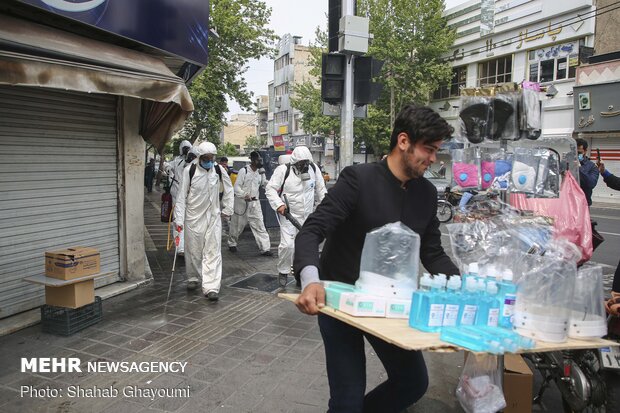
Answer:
[221,113,258,151]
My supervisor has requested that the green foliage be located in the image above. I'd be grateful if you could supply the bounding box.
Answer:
[291,0,455,156]
[245,135,267,151]
[179,0,277,145]
[219,142,240,156]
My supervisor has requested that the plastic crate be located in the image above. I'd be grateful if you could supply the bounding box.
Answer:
[41,296,102,336]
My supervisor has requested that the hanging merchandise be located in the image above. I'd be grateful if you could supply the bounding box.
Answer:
[451,147,481,190]
[533,148,560,198]
[520,82,542,140]
[511,148,538,194]
[479,148,502,190]
[458,89,494,144]
[492,84,519,141]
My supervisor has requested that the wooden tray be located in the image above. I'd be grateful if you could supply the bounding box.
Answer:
[278,293,617,353]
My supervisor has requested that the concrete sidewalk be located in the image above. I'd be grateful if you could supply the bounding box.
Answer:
[0,186,561,412]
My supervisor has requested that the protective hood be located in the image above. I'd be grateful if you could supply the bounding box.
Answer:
[278,154,292,165]
[195,142,217,156]
[179,140,192,154]
[290,146,313,164]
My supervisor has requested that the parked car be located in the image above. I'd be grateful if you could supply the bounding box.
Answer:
[424,169,450,195]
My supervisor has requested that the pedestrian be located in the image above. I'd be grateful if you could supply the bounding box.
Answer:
[144,158,155,193]
[170,140,193,256]
[437,160,446,178]
[597,162,620,308]
[266,146,327,287]
[228,151,273,256]
[294,105,459,413]
[575,137,599,206]
[174,142,233,300]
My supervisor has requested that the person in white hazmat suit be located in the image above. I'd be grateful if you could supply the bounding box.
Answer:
[228,151,273,255]
[174,142,234,301]
[265,146,327,287]
[170,140,193,255]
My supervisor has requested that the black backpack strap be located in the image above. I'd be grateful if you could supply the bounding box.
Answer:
[215,164,222,181]
[310,163,316,173]
[278,164,292,194]
[189,163,196,185]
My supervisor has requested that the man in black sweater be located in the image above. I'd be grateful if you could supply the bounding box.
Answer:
[293,105,459,413]
[598,162,620,301]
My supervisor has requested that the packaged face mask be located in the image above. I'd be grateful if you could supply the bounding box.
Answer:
[511,161,537,193]
[481,161,495,189]
[453,163,480,188]
[494,159,512,190]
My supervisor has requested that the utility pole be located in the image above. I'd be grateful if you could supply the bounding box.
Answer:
[340,0,355,168]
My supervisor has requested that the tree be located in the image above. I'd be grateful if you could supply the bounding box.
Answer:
[219,142,240,156]
[245,135,267,151]
[292,0,455,157]
[179,0,277,146]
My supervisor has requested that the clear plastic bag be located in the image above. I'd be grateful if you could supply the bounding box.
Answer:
[568,265,607,339]
[511,148,539,194]
[456,354,507,413]
[458,95,494,144]
[358,222,420,297]
[492,92,519,141]
[451,147,481,190]
[533,148,560,198]
[479,148,502,190]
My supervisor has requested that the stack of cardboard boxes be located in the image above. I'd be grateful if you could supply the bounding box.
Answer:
[44,246,100,308]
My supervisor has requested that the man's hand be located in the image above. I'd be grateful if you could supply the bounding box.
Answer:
[598,161,606,175]
[295,283,326,315]
[277,205,287,216]
[244,194,252,201]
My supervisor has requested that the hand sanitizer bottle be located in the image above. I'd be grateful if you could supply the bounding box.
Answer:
[409,273,432,329]
[498,269,517,329]
[476,281,500,327]
[442,276,462,327]
[457,278,479,326]
[414,276,445,332]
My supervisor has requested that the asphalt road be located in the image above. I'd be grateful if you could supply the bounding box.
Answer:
[591,205,620,269]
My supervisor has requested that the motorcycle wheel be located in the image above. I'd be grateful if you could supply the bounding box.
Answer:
[436,200,453,223]
[561,352,620,413]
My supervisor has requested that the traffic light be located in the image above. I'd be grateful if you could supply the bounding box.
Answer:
[354,56,384,105]
[321,53,346,104]
[328,0,342,53]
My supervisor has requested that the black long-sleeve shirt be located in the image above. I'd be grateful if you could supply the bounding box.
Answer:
[294,159,459,284]
[602,171,620,191]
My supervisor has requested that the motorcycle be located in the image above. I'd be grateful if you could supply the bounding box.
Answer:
[525,316,620,412]
[436,188,501,223]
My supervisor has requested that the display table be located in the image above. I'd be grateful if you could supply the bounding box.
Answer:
[278,293,617,353]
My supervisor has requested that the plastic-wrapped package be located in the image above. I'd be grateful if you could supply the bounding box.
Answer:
[492,92,519,141]
[357,222,420,299]
[458,94,494,144]
[479,148,502,190]
[520,88,542,140]
[533,148,560,198]
[456,354,507,413]
[511,148,538,194]
[451,147,481,190]
[568,265,607,339]
[513,251,577,343]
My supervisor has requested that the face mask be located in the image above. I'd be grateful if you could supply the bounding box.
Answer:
[494,160,512,189]
[200,160,214,170]
[452,163,479,188]
[480,161,495,189]
[511,161,537,193]
[294,161,311,181]
[578,153,584,162]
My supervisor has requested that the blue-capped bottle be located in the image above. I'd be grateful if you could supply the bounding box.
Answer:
[458,278,479,326]
[498,269,517,329]
[409,273,432,328]
[476,281,500,327]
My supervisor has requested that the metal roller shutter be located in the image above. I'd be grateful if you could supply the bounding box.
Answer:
[0,85,121,318]
[591,138,620,201]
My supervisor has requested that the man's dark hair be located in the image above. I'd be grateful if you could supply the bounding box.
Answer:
[389,105,454,150]
[250,151,260,160]
[219,156,228,163]
[575,138,588,150]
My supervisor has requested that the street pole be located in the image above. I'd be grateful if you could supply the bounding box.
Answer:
[340,0,355,168]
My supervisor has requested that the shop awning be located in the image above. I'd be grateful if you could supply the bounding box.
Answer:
[0,14,194,153]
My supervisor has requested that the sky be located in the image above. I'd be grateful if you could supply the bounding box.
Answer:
[225,0,470,120]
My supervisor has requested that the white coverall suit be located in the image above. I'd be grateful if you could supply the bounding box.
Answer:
[228,166,271,252]
[170,140,193,254]
[175,144,233,294]
[265,147,327,274]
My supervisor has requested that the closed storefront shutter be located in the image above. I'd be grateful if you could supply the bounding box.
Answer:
[591,138,620,201]
[0,86,121,318]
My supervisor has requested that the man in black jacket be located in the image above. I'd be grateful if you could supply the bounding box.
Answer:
[598,162,620,300]
[293,105,459,413]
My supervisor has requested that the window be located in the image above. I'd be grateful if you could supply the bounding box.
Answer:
[274,83,289,97]
[477,55,512,86]
[274,111,288,124]
[528,40,583,83]
[433,66,467,100]
[274,54,290,71]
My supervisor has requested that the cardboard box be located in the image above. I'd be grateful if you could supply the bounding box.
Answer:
[45,280,95,308]
[45,247,100,280]
[503,354,533,413]
[386,298,411,319]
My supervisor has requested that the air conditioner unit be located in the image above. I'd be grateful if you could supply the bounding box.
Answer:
[274,96,282,107]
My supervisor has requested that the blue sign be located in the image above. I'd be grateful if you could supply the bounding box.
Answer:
[18,0,209,66]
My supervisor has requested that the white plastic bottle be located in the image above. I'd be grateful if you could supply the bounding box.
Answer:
[442,276,462,327]
[498,269,517,329]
